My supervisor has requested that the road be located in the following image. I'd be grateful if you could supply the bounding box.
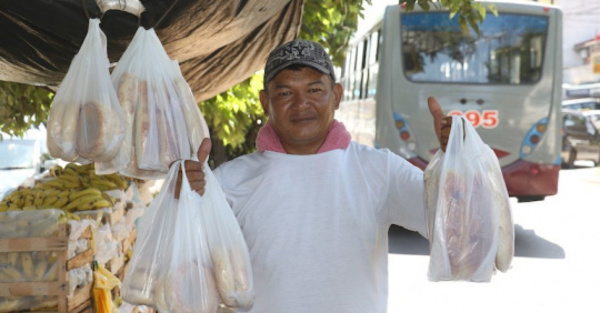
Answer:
[387,162,600,313]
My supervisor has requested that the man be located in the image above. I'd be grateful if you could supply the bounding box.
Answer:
[179,39,452,312]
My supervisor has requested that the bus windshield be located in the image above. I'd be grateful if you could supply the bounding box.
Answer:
[401,12,548,84]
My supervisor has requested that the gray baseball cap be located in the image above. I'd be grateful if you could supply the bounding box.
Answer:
[264,39,335,86]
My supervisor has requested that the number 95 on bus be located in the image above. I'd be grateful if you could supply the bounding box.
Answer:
[448,110,499,129]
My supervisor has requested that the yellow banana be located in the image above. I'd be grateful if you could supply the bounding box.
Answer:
[102,173,128,190]
[22,205,37,211]
[43,188,61,197]
[49,165,63,177]
[7,253,19,266]
[101,192,116,205]
[62,167,80,178]
[69,188,102,202]
[23,193,35,207]
[33,190,45,206]
[34,259,48,280]
[20,253,34,279]
[0,203,9,212]
[0,264,24,281]
[54,197,70,209]
[90,179,118,191]
[20,188,31,197]
[43,262,58,281]
[91,199,112,210]
[39,180,66,190]
[64,194,104,211]
[42,195,59,207]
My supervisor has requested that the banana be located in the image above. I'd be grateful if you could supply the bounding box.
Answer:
[68,188,102,202]
[49,165,63,177]
[102,173,128,190]
[20,253,34,279]
[34,259,48,280]
[38,180,66,190]
[90,179,119,191]
[101,192,116,205]
[0,203,9,212]
[7,253,19,266]
[22,205,37,211]
[64,194,104,211]
[43,262,58,281]
[43,188,61,197]
[0,264,24,281]
[0,253,8,264]
[23,193,35,207]
[90,199,112,210]
[42,195,59,207]
[33,190,45,206]
[53,197,69,209]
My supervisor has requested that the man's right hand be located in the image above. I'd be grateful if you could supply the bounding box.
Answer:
[175,137,212,199]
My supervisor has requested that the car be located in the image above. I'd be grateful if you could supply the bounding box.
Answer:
[0,126,58,200]
[561,97,600,111]
[583,109,600,130]
[561,108,600,168]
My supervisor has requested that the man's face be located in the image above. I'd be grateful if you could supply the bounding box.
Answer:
[260,67,342,154]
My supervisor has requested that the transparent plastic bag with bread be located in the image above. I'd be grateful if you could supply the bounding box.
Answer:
[200,165,255,310]
[423,115,514,282]
[46,18,126,163]
[95,26,209,179]
[121,161,220,313]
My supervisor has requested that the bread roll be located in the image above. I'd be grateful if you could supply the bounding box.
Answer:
[47,101,79,162]
[212,247,254,309]
[157,261,220,313]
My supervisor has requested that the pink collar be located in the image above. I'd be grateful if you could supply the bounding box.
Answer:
[256,120,352,154]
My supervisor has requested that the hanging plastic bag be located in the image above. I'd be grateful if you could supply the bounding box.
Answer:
[47,18,125,163]
[95,26,209,179]
[121,161,219,313]
[92,261,121,313]
[201,166,254,309]
[424,115,513,282]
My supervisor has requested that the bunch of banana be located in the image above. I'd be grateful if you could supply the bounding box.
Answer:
[0,251,58,283]
[1,162,129,213]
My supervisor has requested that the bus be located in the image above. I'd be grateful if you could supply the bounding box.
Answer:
[337,1,563,202]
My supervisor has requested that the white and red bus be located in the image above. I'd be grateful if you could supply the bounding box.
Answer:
[337,1,563,202]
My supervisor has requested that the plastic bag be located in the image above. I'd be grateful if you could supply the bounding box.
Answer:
[121,161,219,313]
[424,115,513,282]
[47,18,125,163]
[95,26,209,179]
[201,166,254,309]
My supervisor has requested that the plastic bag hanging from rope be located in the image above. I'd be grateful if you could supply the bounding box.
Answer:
[121,161,219,313]
[95,27,209,179]
[423,115,514,282]
[47,18,126,163]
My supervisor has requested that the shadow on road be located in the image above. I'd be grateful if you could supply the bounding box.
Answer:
[388,224,565,259]
[514,224,565,259]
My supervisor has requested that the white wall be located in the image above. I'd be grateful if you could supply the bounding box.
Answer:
[554,0,600,69]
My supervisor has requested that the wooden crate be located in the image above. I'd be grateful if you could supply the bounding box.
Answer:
[0,223,96,312]
[74,200,126,226]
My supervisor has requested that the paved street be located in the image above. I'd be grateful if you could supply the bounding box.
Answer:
[387,163,600,313]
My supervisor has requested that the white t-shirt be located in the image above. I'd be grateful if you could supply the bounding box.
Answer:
[213,141,427,313]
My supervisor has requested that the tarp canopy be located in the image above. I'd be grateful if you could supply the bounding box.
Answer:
[0,0,304,101]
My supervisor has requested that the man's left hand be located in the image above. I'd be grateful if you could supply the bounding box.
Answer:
[427,96,452,152]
